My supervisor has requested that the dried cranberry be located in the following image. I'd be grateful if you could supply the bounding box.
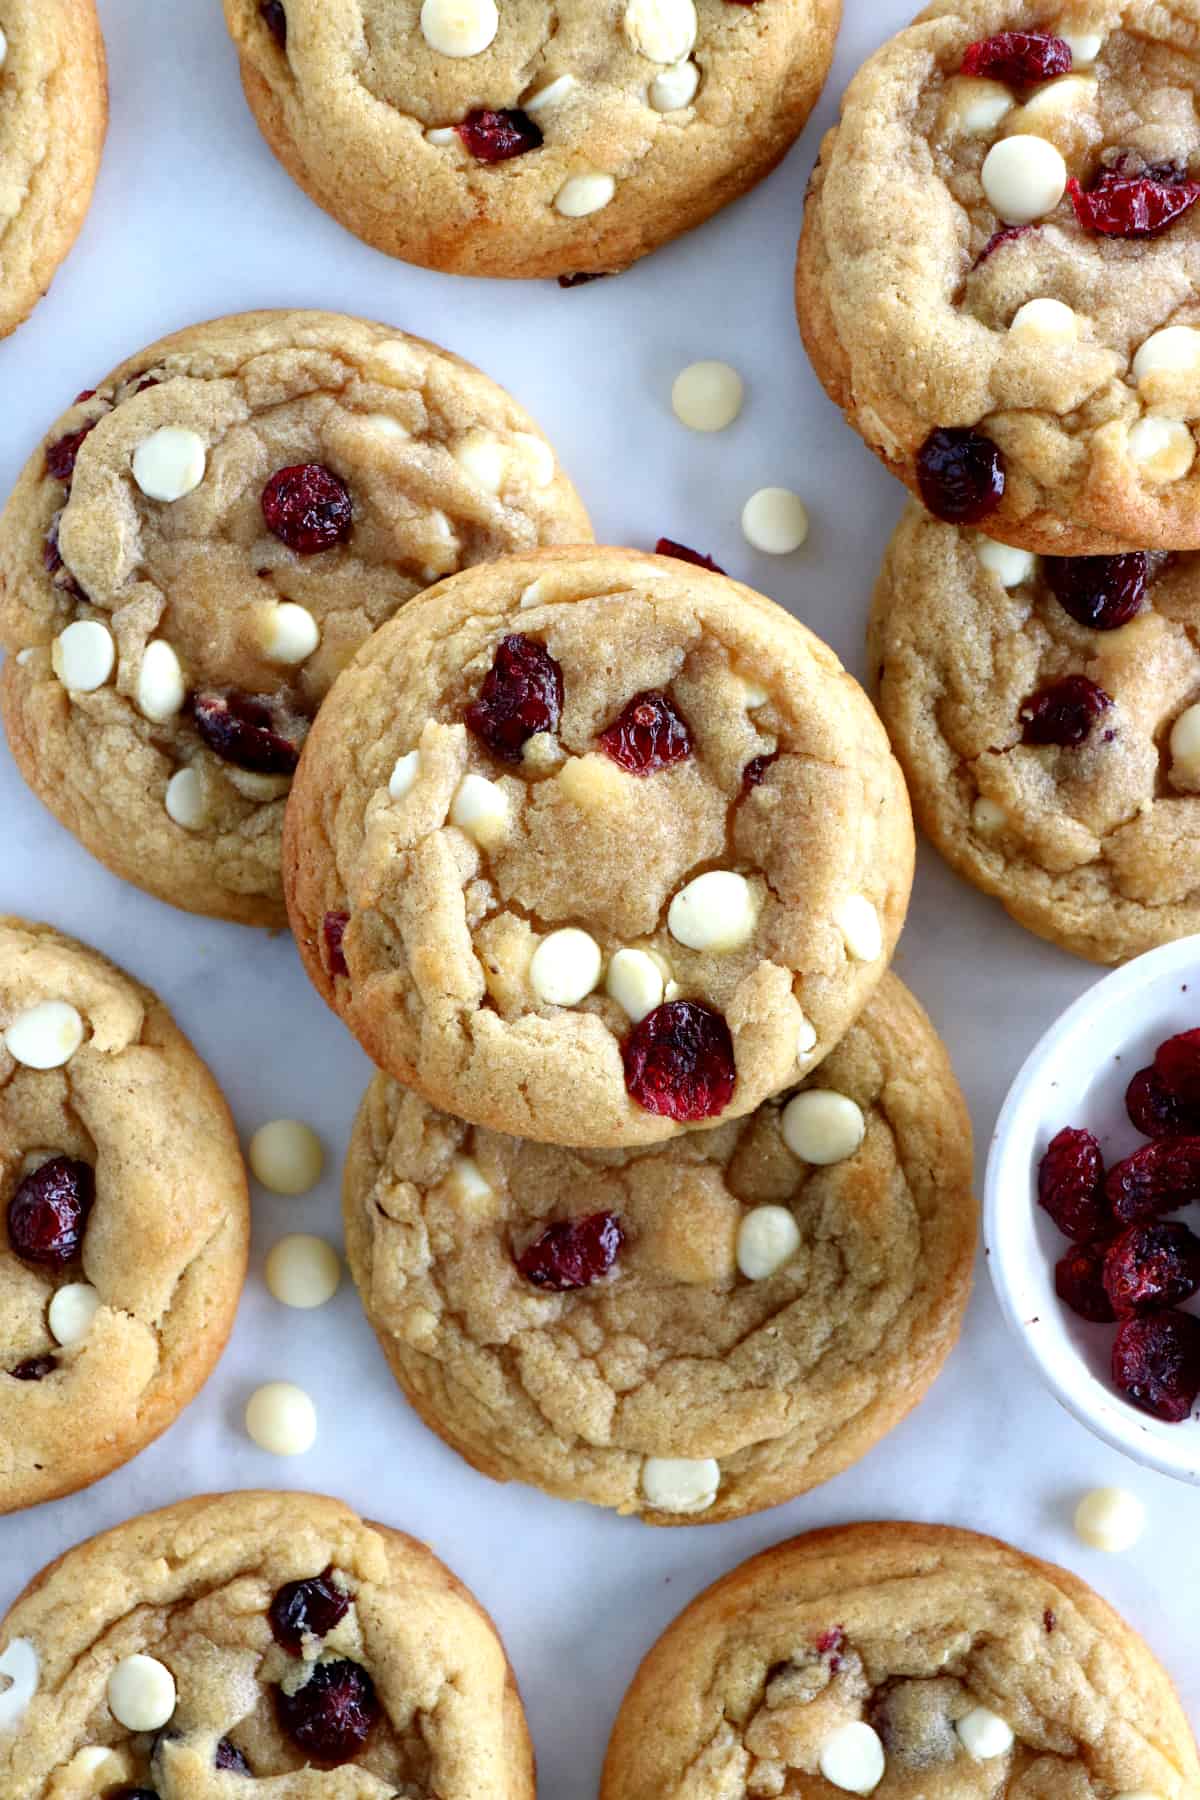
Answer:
[916,428,1005,524]
[45,419,97,485]
[815,1627,845,1657]
[192,689,300,775]
[517,1212,624,1291]
[1019,675,1112,747]
[1106,1137,1200,1224]
[558,272,610,288]
[7,1157,94,1267]
[456,108,542,162]
[1154,1028,1200,1103]
[261,464,353,555]
[1055,1238,1117,1323]
[1068,163,1200,237]
[269,1568,351,1654]
[323,911,350,979]
[276,1660,379,1765]
[1103,1221,1200,1316]
[43,520,62,574]
[1112,1312,1200,1422]
[1037,1127,1107,1240]
[1044,1609,1057,1633]
[1126,1065,1200,1139]
[655,538,726,574]
[9,1355,57,1381]
[973,224,1034,268]
[465,634,563,762]
[215,1739,251,1774]
[623,1000,736,1122]
[598,691,692,775]
[743,753,778,791]
[961,31,1071,83]
[1043,554,1147,631]
[260,0,287,46]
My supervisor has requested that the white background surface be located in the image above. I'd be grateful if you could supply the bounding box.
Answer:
[1,1,1196,1790]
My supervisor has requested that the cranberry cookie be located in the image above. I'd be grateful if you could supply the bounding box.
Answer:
[0,1490,534,1795]
[223,0,841,279]
[284,546,914,1148]
[0,310,589,927]
[0,918,248,1514]
[798,2,1200,554]
[344,975,975,1524]
[870,503,1200,962]
[602,1522,1200,1800]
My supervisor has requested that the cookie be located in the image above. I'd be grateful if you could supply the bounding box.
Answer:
[0,2,107,339]
[869,503,1200,963]
[284,545,915,1148]
[343,975,976,1524]
[222,0,841,280]
[0,1489,534,1795]
[602,1521,1200,1800]
[797,2,1200,554]
[0,917,248,1514]
[0,310,590,928]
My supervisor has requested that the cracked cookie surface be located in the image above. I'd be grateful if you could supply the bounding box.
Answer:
[0,310,590,927]
[222,0,841,278]
[0,1489,534,1797]
[283,546,915,1148]
[601,1522,1200,1800]
[0,918,248,1515]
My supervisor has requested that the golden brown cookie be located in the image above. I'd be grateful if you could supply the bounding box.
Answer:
[223,0,841,280]
[284,545,915,1148]
[0,310,590,927]
[0,918,248,1514]
[797,1,1200,554]
[0,1489,534,1796]
[343,975,976,1524]
[602,1521,1200,1800]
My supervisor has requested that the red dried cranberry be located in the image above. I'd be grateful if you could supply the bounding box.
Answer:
[260,0,287,46]
[623,1000,736,1122]
[1112,1311,1200,1422]
[45,418,98,485]
[1103,1221,1200,1316]
[1154,1028,1200,1103]
[558,272,610,288]
[323,911,350,979]
[961,31,1071,83]
[973,224,1035,269]
[599,691,693,775]
[1056,1238,1117,1323]
[215,1739,251,1774]
[517,1212,624,1291]
[192,690,300,775]
[1106,1137,1200,1224]
[815,1627,845,1657]
[9,1355,57,1381]
[743,753,778,791]
[1037,1127,1107,1240]
[269,1568,351,1654]
[7,1157,94,1267]
[261,464,352,554]
[1068,163,1200,237]
[43,520,63,574]
[1019,675,1112,747]
[1043,1609,1057,1633]
[456,108,543,162]
[1043,554,1147,631]
[655,538,726,574]
[916,428,1005,525]
[465,634,563,762]
[276,1660,379,1765]
[1126,1065,1200,1139]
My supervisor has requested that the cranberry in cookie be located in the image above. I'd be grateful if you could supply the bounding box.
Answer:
[283,547,914,1147]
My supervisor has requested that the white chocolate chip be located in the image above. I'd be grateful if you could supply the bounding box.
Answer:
[389,750,421,801]
[420,0,498,57]
[1010,297,1078,345]
[451,772,511,847]
[15,648,34,665]
[265,1234,342,1309]
[1016,73,1098,122]
[736,1205,801,1280]
[554,172,616,217]
[948,77,1015,135]
[63,1747,129,1784]
[1132,324,1200,384]
[363,413,411,439]
[1059,30,1104,65]
[513,431,556,487]
[819,1721,886,1794]
[977,538,1036,586]
[262,601,320,665]
[519,576,549,610]
[248,1119,324,1196]
[0,1641,38,1729]
[228,768,291,802]
[956,1707,1015,1761]
[107,1655,176,1733]
[741,487,809,554]
[981,134,1068,224]
[797,1013,817,1057]
[131,427,206,503]
[649,58,700,111]
[672,360,744,433]
[48,1282,101,1346]
[641,1455,720,1513]
[1128,416,1196,483]
[781,1090,866,1165]
[51,619,115,692]
[972,795,1008,832]
[524,74,577,114]
[425,126,460,146]
[530,928,603,1006]
[4,1000,85,1070]
[454,430,507,493]
[448,1154,493,1206]
[1074,1486,1146,1552]
[245,1381,317,1455]
[834,894,882,962]
[739,676,769,708]
[0,28,8,70]
[668,871,757,952]
[624,0,696,63]
[606,948,665,1022]
[1170,702,1200,788]
[164,768,206,830]
[136,639,186,723]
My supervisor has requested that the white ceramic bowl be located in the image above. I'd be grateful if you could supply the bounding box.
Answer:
[985,935,1200,1484]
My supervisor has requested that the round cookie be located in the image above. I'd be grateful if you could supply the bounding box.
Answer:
[0,917,248,1513]
[0,1489,534,1795]
[798,1,1200,554]
[870,503,1200,963]
[283,545,915,1148]
[0,310,590,927]
[0,2,106,339]
[343,974,976,1524]
[602,1522,1200,1800]
[222,0,842,280]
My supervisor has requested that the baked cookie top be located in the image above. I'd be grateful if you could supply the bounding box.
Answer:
[343,975,976,1524]
[284,546,915,1148]
[0,1490,534,1796]
[798,1,1200,554]
[870,502,1200,963]
[0,1,106,339]
[601,1522,1200,1800]
[0,309,589,927]
[223,0,840,280]
[0,918,248,1514]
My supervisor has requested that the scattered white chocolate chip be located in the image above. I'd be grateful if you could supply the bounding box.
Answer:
[1170,702,1200,787]
[448,1154,493,1206]
[671,360,744,433]
[513,432,556,487]
[263,601,320,665]
[641,1455,720,1513]
[136,639,185,723]
[781,1090,866,1165]
[530,928,603,1006]
[1132,324,1200,384]
[1074,1486,1146,1552]
[15,648,34,665]
[957,1707,1015,1761]
[834,894,882,962]
[164,767,205,830]
[62,1747,128,1784]
[451,772,511,847]
[668,871,757,952]
[48,1282,101,1346]
[245,1381,317,1455]
[0,28,8,70]
[1060,29,1104,65]
[5,1000,85,1070]
[228,767,291,803]
[972,795,1008,832]
[981,134,1068,224]
[1009,297,1078,345]
[554,172,616,217]
[454,430,507,493]
[606,948,665,1022]
[742,487,809,555]
[1016,73,1098,122]
[736,1205,801,1280]
[425,126,460,146]
[623,0,696,63]
[524,73,578,114]
[0,1640,38,1729]
[363,414,410,441]
[819,1721,886,1794]
[52,619,114,692]
[388,750,421,801]
[248,1119,324,1196]
[977,538,1036,587]
[107,1655,176,1733]
[419,0,498,57]
[649,58,700,111]
[265,1234,342,1310]
[1128,416,1196,483]
[952,77,1015,135]
[131,427,206,503]
[797,1013,817,1057]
